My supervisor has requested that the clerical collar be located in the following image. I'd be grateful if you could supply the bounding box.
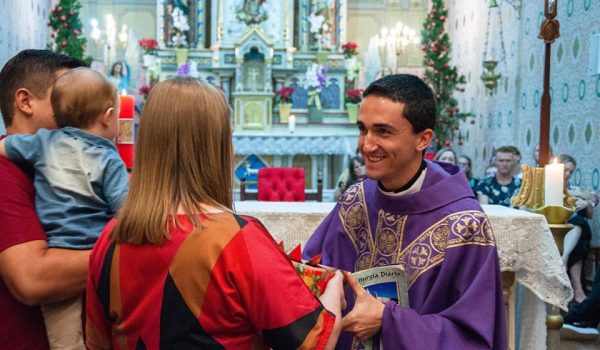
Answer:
[378,159,427,195]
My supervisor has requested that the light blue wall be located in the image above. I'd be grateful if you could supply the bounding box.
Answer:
[0,0,52,133]
[448,0,600,243]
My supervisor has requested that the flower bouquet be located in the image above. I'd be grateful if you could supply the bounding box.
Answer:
[341,41,358,58]
[274,86,294,105]
[286,244,337,298]
[139,38,158,55]
[344,89,363,105]
[345,89,362,123]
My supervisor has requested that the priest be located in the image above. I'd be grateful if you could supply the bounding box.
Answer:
[304,74,506,349]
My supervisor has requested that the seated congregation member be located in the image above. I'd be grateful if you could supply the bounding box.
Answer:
[563,268,600,337]
[559,154,598,304]
[86,76,344,350]
[433,146,457,164]
[334,155,366,200]
[304,74,506,349]
[0,67,129,350]
[0,49,88,350]
[476,146,522,206]
[458,154,479,195]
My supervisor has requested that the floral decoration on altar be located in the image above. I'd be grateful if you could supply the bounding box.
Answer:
[344,89,362,105]
[139,38,158,55]
[171,6,190,47]
[275,86,295,105]
[308,12,331,51]
[341,42,358,58]
[304,63,329,110]
[341,41,361,86]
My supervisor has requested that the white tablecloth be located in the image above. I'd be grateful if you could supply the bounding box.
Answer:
[234,202,573,349]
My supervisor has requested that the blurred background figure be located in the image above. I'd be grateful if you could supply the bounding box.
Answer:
[559,154,598,304]
[476,146,521,207]
[506,146,522,179]
[434,147,457,164]
[458,155,478,196]
[334,155,366,200]
[108,61,129,92]
[532,143,553,167]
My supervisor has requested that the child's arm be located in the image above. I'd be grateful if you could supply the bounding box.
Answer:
[0,138,6,157]
[103,156,130,212]
[1,132,44,164]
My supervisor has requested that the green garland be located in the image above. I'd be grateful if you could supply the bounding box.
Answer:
[48,0,87,61]
[421,0,472,147]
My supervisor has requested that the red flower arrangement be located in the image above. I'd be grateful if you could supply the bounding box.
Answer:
[139,38,158,54]
[344,89,363,104]
[275,86,295,104]
[139,85,152,99]
[341,41,358,58]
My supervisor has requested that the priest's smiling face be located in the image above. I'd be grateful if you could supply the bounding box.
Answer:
[357,95,432,190]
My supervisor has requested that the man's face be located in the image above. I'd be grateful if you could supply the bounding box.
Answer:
[494,152,514,176]
[357,95,429,190]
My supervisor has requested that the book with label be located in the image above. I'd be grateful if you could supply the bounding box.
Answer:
[351,265,409,350]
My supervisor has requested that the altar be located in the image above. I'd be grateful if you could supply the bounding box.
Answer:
[234,202,573,350]
[152,0,358,194]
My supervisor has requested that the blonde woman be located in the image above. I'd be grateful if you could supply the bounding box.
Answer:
[85,77,344,350]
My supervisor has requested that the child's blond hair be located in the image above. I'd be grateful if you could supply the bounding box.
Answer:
[51,67,118,128]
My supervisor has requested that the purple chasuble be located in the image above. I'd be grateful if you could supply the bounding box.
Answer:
[304,160,506,349]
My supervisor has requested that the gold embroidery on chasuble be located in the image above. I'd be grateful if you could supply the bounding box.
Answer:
[397,210,496,288]
[339,184,407,271]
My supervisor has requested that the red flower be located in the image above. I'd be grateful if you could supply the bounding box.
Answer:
[139,38,159,54]
[341,41,359,58]
[139,85,152,95]
[344,89,363,104]
[275,86,295,104]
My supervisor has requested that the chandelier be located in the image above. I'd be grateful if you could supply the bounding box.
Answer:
[372,21,420,76]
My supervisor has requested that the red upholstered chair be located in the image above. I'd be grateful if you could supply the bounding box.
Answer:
[240,167,322,202]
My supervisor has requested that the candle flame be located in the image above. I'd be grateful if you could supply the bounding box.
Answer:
[121,89,127,96]
[551,157,559,164]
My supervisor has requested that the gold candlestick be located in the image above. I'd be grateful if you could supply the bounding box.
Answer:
[511,164,574,350]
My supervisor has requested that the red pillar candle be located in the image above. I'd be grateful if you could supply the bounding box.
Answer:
[117,92,135,169]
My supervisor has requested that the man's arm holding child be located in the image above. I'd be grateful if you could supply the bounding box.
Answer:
[0,242,90,306]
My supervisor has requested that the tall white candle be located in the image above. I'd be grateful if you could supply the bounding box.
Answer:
[544,160,564,206]
[288,114,296,133]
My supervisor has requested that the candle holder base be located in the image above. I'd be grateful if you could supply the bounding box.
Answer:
[531,205,574,225]
[531,205,574,255]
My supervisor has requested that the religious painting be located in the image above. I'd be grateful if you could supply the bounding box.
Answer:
[162,0,195,47]
[118,119,134,144]
[309,0,339,50]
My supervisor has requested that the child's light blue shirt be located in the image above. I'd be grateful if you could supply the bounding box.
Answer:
[4,127,129,249]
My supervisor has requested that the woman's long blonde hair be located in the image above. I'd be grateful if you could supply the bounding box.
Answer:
[111,76,233,245]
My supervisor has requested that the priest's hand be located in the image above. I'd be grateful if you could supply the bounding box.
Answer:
[342,272,385,341]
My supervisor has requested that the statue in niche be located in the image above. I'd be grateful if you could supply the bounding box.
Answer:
[236,0,268,26]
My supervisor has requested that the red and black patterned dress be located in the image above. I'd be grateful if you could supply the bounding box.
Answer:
[86,212,335,350]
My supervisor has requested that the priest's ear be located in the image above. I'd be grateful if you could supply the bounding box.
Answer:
[415,128,434,152]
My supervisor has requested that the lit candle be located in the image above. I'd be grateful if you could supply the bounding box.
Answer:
[117,90,135,169]
[544,158,564,206]
[288,114,296,133]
